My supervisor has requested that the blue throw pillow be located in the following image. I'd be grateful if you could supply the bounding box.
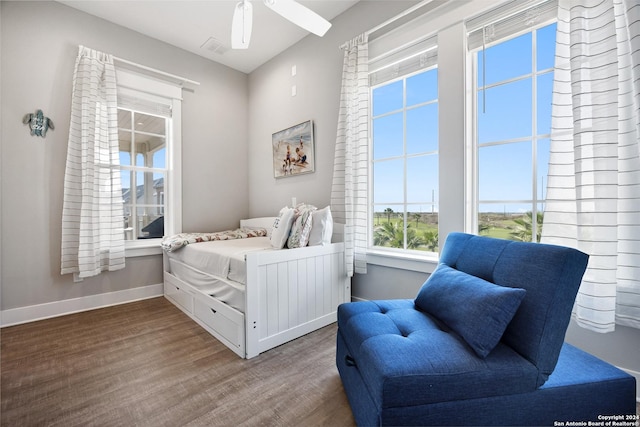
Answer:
[415,264,526,358]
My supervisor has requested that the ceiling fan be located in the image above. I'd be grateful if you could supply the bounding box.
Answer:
[232,0,332,49]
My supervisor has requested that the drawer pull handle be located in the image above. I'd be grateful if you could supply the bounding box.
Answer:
[210,308,217,314]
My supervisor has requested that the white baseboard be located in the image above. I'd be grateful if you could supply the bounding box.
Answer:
[0,283,163,328]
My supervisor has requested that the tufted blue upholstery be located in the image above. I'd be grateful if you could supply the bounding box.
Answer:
[337,233,637,426]
[338,300,538,408]
[440,233,589,386]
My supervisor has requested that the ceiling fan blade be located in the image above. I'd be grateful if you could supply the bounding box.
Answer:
[231,0,253,49]
[263,0,332,37]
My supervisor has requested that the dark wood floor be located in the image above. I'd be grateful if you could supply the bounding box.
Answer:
[1,297,356,427]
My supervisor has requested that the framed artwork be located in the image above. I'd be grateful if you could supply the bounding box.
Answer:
[272,120,315,178]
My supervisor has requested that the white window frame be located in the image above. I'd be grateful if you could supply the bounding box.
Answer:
[362,0,556,273]
[467,20,557,242]
[369,67,439,258]
[115,69,183,257]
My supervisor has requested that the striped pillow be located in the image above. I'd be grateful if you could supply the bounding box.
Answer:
[287,205,316,248]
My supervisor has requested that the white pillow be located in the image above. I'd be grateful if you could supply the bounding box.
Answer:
[270,207,295,249]
[308,206,333,246]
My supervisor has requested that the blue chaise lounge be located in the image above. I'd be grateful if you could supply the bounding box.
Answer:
[337,232,636,426]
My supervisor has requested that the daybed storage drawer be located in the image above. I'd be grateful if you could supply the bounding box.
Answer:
[164,274,194,314]
[194,298,244,351]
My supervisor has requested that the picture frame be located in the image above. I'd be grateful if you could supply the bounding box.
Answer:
[272,120,315,178]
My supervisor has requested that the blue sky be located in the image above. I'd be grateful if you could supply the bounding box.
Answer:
[372,22,557,215]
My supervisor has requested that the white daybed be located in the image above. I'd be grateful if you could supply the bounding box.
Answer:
[162,214,351,359]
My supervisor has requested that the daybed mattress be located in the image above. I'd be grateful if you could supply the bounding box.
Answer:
[166,237,273,312]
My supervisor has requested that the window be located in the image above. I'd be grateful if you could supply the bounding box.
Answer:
[118,108,167,240]
[371,67,439,253]
[471,22,556,243]
[363,0,558,270]
[114,68,183,255]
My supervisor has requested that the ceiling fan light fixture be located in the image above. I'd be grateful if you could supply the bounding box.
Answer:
[231,0,253,49]
[263,0,332,37]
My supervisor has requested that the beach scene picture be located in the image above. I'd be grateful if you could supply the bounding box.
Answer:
[272,120,315,178]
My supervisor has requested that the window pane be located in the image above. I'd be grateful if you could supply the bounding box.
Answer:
[136,171,149,204]
[373,113,403,160]
[117,85,173,242]
[371,67,439,253]
[137,207,164,239]
[123,207,134,240]
[134,112,166,136]
[134,171,166,205]
[372,205,404,249]
[122,170,134,240]
[537,72,553,135]
[153,147,166,169]
[537,138,550,200]
[118,130,132,166]
[537,23,557,71]
[478,203,535,241]
[407,104,438,155]
[478,32,532,87]
[152,172,165,209]
[373,159,403,204]
[406,69,437,106]
[121,170,132,205]
[475,24,556,244]
[478,78,532,143]
[411,210,439,253]
[134,135,166,167]
[373,80,403,116]
[407,155,438,204]
[535,204,545,243]
[479,141,532,201]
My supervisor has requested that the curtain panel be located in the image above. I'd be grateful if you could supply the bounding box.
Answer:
[331,34,369,277]
[541,0,640,332]
[61,46,125,280]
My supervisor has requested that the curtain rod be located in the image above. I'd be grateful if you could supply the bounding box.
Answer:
[112,55,200,87]
[339,0,434,49]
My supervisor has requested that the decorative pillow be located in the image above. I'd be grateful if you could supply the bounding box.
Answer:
[270,207,295,249]
[308,206,333,246]
[287,211,313,249]
[414,264,526,358]
[287,206,314,248]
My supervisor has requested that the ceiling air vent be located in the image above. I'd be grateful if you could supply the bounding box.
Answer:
[201,37,229,55]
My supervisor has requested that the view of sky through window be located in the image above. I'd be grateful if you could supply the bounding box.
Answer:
[371,22,556,250]
[477,23,556,243]
[372,67,439,252]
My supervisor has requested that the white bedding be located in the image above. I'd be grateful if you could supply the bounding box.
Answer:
[166,237,273,312]
[167,236,272,284]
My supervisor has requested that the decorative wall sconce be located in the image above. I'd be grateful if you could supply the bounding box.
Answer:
[23,109,54,137]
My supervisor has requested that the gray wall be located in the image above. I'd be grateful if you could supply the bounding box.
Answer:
[247,0,418,216]
[0,1,249,310]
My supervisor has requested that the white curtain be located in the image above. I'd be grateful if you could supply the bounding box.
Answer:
[541,0,640,332]
[331,34,369,277]
[61,46,125,280]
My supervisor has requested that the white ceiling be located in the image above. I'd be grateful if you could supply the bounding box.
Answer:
[59,0,359,74]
